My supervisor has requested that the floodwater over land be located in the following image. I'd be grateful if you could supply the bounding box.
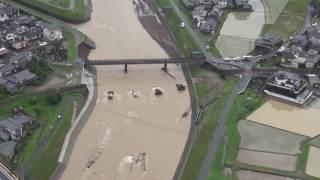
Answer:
[247,99,320,137]
[216,0,265,57]
[61,0,191,179]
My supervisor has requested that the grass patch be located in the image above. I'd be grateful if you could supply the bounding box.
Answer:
[209,88,266,177]
[63,31,77,63]
[262,0,308,40]
[181,79,237,180]
[28,106,73,180]
[15,0,86,21]
[208,141,231,180]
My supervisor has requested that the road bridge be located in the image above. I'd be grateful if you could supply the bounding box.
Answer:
[84,57,243,73]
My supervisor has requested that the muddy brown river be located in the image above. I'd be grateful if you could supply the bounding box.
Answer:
[61,0,191,179]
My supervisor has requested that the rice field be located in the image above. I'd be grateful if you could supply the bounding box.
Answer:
[262,0,288,24]
[238,120,307,154]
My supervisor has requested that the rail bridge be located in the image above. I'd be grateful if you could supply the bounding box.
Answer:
[84,57,243,73]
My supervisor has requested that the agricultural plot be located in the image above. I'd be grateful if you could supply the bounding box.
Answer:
[237,149,297,171]
[306,146,320,178]
[237,170,295,180]
[309,135,320,148]
[219,12,265,39]
[238,120,307,154]
[215,36,254,57]
[262,0,288,24]
[247,100,320,137]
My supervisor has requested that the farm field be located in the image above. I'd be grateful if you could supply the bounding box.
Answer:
[247,100,320,137]
[306,146,320,178]
[216,36,254,57]
[237,170,295,180]
[261,0,308,40]
[236,149,297,171]
[262,0,288,24]
[238,120,307,154]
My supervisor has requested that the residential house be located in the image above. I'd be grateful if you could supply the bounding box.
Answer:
[200,18,217,33]
[42,23,63,41]
[6,69,36,87]
[0,115,33,140]
[306,55,320,68]
[264,71,313,105]
[0,64,15,77]
[13,15,36,26]
[10,51,32,68]
[191,6,207,25]
[0,141,16,159]
[255,32,282,49]
[216,0,228,8]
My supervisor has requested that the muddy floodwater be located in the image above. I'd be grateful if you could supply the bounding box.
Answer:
[247,99,320,137]
[61,0,191,179]
[216,0,265,57]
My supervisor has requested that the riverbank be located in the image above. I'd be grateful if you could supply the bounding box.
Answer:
[11,0,92,23]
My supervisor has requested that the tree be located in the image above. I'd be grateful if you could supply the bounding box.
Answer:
[47,91,62,105]
[28,57,50,81]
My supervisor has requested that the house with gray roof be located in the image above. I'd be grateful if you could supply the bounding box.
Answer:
[0,141,16,159]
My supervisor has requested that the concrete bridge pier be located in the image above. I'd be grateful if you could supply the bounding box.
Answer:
[124,64,128,73]
[162,63,168,72]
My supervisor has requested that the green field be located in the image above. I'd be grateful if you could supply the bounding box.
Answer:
[181,79,237,180]
[208,88,266,178]
[262,0,308,40]
[63,31,77,63]
[40,0,71,8]
[16,0,86,21]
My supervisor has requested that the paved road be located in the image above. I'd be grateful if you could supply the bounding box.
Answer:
[198,77,245,180]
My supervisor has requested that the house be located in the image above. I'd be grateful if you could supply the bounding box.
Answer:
[291,56,306,68]
[308,36,320,49]
[291,34,308,49]
[0,64,15,77]
[255,32,282,49]
[308,75,320,88]
[191,6,207,24]
[200,18,217,33]
[0,141,16,159]
[13,15,36,26]
[11,39,28,50]
[216,0,228,8]
[233,0,252,10]
[7,69,36,87]
[0,47,9,56]
[207,7,223,20]
[10,51,32,68]
[264,71,313,105]
[43,23,63,41]
[306,55,320,68]
[0,115,33,140]
[0,119,23,140]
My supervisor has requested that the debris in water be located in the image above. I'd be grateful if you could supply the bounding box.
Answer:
[154,88,163,96]
[108,90,114,100]
[176,84,186,91]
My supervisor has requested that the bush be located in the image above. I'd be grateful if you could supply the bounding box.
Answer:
[47,91,62,105]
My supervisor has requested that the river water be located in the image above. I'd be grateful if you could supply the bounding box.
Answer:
[61,0,191,179]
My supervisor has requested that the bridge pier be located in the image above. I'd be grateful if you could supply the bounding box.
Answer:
[162,63,168,72]
[124,64,128,73]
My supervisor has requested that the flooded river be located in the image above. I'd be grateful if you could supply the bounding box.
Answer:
[61,0,191,179]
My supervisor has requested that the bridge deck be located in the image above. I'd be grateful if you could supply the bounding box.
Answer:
[85,57,206,65]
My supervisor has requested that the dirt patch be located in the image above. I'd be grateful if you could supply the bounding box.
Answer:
[306,146,320,178]
[237,170,295,180]
[238,120,306,154]
[247,100,320,137]
[237,149,297,171]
